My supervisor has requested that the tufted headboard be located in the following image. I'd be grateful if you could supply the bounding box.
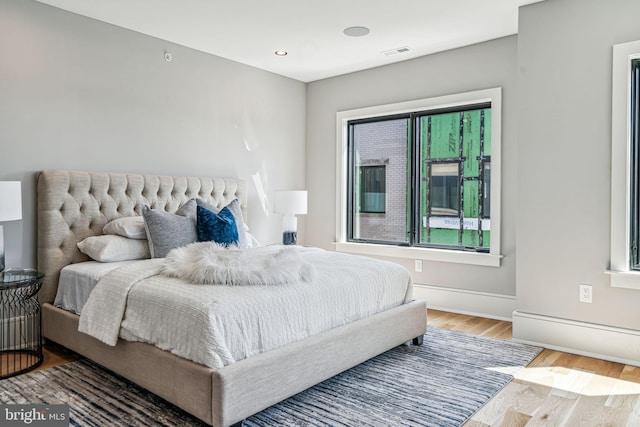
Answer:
[36,170,247,304]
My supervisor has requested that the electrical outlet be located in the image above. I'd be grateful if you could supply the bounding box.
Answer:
[414,260,423,273]
[579,284,592,303]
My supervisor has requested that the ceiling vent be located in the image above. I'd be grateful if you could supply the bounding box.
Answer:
[382,46,411,56]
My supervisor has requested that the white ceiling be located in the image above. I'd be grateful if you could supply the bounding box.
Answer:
[34,0,543,83]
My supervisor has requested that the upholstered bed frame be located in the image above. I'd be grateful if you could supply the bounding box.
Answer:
[36,169,427,427]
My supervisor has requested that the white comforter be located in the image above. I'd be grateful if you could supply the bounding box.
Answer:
[79,246,413,369]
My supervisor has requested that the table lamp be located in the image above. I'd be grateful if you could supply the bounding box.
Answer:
[273,190,307,245]
[0,181,22,272]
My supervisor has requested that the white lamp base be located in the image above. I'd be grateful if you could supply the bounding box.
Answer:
[282,214,298,245]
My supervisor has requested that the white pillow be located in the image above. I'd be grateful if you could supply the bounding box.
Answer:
[78,235,150,262]
[245,231,260,248]
[103,216,147,240]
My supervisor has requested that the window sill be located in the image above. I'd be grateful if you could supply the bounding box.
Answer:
[605,270,640,290]
[334,242,502,267]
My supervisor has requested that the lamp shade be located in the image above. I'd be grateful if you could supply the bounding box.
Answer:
[273,191,307,215]
[0,181,22,222]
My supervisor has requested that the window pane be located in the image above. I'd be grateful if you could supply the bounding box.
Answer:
[360,166,386,213]
[349,118,409,243]
[430,163,459,216]
[418,105,490,251]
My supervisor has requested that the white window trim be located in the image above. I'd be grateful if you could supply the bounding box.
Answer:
[334,88,503,267]
[609,40,640,289]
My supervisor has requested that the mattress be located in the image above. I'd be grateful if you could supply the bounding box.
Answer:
[54,261,137,314]
[63,247,414,369]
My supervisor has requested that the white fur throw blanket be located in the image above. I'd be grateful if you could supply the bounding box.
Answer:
[162,242,316,285]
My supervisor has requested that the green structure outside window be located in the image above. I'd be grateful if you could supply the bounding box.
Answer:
[419,105,491,250]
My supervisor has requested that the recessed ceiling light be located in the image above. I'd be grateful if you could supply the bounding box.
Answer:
[343,26,370,37]
[275,50,288,56]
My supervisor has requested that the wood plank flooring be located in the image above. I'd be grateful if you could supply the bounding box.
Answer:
[38,340,82,371]
[36,309,640,426]
[427,310,640,427]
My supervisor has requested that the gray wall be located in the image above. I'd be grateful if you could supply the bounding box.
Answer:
[0,1,306,269]
[6,0,639,339]
[306,36,519,296]
[516,0,640,330]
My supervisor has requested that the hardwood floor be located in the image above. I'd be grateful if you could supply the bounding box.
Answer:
[38,340,82,371]
[37,309,640,426]
[428,310,640,427]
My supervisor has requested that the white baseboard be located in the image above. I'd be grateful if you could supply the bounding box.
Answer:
[512,310,640,367]
[414,284,515,321]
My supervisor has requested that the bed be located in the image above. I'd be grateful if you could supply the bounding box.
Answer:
[36,169,427,427]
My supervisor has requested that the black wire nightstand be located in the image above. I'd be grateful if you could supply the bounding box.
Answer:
[0,268,44,379]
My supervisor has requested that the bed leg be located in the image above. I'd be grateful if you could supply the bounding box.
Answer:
[229,421,244,427]
[412,335,424,346]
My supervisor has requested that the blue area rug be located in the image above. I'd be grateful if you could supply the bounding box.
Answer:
[0,327,542,426]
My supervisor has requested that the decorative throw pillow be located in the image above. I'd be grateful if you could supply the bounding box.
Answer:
[196,205,239,247]
[196,198,250,248]
[103,216,146,239]
[77,235,150,262]
[142,199,197,258]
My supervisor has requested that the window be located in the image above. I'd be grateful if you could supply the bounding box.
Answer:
[349,117,408,243]
[609,40,640,288]
[630,58,640,270]
[337,88,502,267]
[359,165,386,213]
[430,163,460,216]
[418,106,491,250]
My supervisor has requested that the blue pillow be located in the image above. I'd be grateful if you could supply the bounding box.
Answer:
[197,205,239,247]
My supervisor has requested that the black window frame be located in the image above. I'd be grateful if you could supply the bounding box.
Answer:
[347,114,410,245]
[416,104,491,251]
[346,103,491,253]
[358,165,387,214]
[630,58,640,270]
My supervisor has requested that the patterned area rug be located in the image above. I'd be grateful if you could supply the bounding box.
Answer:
[0,327,542,426]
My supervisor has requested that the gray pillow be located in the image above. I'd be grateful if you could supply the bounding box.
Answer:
[196,198,249,248]
[142,199,197,258]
